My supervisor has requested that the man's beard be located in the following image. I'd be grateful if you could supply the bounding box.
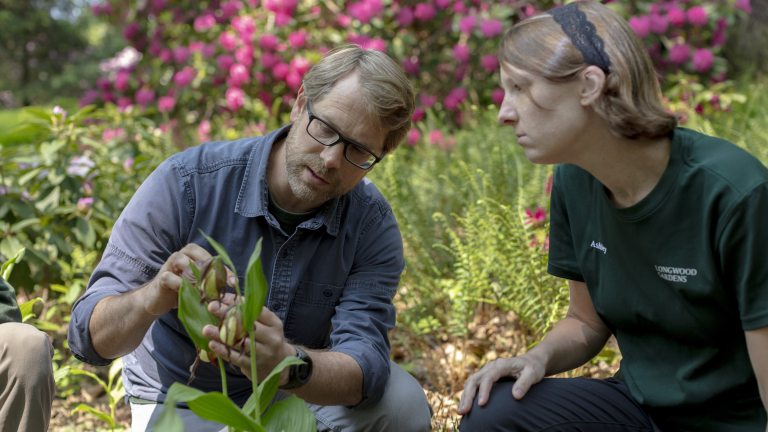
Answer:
[284,129,341,205]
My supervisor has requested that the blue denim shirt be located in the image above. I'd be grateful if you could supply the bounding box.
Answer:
[68,125,404,407]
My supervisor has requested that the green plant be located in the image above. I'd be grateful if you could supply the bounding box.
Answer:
[154,233,315,432]
[69,359,126,431]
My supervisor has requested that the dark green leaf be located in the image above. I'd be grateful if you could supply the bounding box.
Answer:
[154,383,263,432]
[262,395,316,432]
[198,231,236,277]
[243,238,267,337]
[257,356,306,415]
[177,279,218,352]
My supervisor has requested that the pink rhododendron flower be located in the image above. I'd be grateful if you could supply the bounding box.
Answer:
[712,18,728,47]
[173,67,196,87]
[444,87,467,111]
[347,0,383,23]
[102,127,126,141]
[158,95,176,113]
[272,62,290,80]
[396,7,414,26]
[435,0,451,7]
[428,129,444,146]
[235,46,253,67]
[336,14,352,27]
[521,4,537,18]
[77,197,94,213]
[219,32,238,51]
[668,43,691,64]
[261,52,279,69]
[480,19,503,38]
[459,15,475,34]
[97,78,111,92]
[736,0,752,13]
[649,14,668,34]
[123,23,140,42]
[232,15,256,38]
[412,107,425,122]
[402,57,419,75]
[80,90,100,107]
[222,0,244,18]
[194,13,216,32]
[419,93,437,108]
[159,49,173,64]
[259,34,279,50]
[686,6,708,26]
[147,0,166,14]
[217,55,235,71]
[480,55,499,73]
[692,48,714,72]
[453,44,470,63]
[525,206,547,226]
[285,70,302,90]
[275,12,292,26]
[492,88,505,106]
[414,3,436,21]
[173,46,190,63]
[116,97,133,111]
[135,88,155,107]
[114,70,131,92]
[629,15,651,38]
[667,6,686,27]
[288,31,308,48]
[407,128,421,146]
[91,2,113,16]
[228,63,250,86]
[226,87,246,111]
[290,56,311,75]
[198,120,212,142]
[454,1,467,14]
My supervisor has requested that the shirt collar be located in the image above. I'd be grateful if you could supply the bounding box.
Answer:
[235,124,343,236]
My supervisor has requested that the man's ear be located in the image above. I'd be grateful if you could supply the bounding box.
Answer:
[580,65,606,106]
[290,85,306,122]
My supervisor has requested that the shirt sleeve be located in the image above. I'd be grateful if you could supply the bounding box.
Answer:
[0,277,21,324]
[328,202,403,407]
[68,159,190,365]
[547,166,585,282]
[717,183,768,331]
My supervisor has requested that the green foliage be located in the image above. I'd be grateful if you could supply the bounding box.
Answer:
[372,108,567,340]
[70,358,126,431]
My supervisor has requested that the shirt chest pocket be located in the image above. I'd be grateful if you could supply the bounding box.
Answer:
[284,281,344,349]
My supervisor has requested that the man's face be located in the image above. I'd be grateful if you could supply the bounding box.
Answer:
[282,73,385,211]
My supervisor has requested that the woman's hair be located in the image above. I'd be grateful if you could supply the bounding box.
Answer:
[302,45,415,155]
[499,1,676,139]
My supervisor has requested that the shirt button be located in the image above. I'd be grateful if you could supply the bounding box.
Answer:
[322,289,333,297]
[271,301,283,311]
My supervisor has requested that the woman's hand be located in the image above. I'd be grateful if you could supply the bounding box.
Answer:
[457,354,547,415]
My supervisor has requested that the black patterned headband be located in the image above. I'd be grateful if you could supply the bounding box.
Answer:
[548,3,611,74]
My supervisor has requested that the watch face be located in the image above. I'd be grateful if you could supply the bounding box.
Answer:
[293,347,313,385]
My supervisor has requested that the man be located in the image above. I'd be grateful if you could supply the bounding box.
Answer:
[68,45,432,431]
[0,276,55,432]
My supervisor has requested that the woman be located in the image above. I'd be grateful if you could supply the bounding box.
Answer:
[457,2,768,431]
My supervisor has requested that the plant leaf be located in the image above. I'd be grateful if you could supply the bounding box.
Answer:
[257,356,306,415]
[243,238,267,337]
[154,382,264,432]
[19,297,44,322]
[198,231,236,276]
[71,404,116,428]
[262,395,316,432]
[178,279,219,352]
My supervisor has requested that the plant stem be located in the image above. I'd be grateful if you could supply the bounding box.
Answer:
[218,356,228,396]
[250,337,260,416]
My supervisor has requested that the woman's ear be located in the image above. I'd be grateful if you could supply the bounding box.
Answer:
[290,85,306,122]
[579,65,606,106]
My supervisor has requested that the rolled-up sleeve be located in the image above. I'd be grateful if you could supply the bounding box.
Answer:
[68,159,190,365]
[329,202,403,407]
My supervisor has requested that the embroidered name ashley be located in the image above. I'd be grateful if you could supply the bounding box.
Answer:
[589,240,607,254]
[655,265,698,283]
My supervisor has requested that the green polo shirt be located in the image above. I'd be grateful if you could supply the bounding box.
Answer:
[548,128,768,431]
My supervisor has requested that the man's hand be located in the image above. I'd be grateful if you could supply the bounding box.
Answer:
[203,305,294,383]
[457,354,547,415]
[143,243,214,316]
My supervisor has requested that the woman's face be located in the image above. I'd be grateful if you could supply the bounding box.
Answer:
[497,61,591,164]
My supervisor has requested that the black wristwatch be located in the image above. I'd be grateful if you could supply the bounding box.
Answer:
[280,345,313,389]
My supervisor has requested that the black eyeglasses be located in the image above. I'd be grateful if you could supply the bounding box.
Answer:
[305,99,382,170]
